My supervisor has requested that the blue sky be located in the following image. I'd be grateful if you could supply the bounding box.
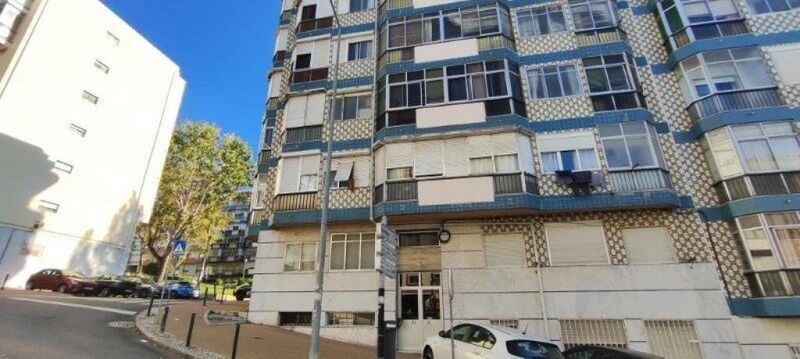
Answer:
[102,0,278,153]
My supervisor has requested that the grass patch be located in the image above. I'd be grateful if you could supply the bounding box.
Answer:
[199,282,235,297]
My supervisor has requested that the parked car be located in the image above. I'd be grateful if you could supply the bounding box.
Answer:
[423,322,564,359]
[131,276,161,298]
[563,346,663,359]
[92,275,140,297]
[234,284,251,301]
[154,281,200,299]
[25,269,97,295]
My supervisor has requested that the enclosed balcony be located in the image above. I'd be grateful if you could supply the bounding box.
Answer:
[290,67,328,84]
[714,172,800,204]
[273,50,286,69]
[686,88,782,123]
[296,16,333,34]
[284,125,322,144]
[655,0,749,53]
[609,168,673,192]
[746,269,800,298]
[0,0,29,50]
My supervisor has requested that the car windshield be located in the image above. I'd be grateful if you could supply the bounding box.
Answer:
[506,340,564,359]
[63,270,87,279]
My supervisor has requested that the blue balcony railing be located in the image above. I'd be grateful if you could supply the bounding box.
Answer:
[687,88,782,123]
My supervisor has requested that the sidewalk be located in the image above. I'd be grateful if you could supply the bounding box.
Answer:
[137,300,417,359]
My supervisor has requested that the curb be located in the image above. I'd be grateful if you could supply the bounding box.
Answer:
[134,310,225,359]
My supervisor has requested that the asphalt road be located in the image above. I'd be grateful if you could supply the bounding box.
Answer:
[0,289,185,359]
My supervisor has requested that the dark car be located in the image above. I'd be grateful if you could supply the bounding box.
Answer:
[25,269,97,295]
[563,346,664,359]
[131,277,160,298]
[234,284,251,301]
[93,276,140,297]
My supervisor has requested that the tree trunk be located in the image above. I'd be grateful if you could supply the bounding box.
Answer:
[158,253,172,282]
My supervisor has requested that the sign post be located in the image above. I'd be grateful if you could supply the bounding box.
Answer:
[448,269,455,359]
[375,217,397,359]
[160,239,188,310]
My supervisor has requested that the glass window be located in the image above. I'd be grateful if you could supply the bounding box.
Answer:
[330,233,376,270]
[527,65,582,99]
[422,289,441,319]
[399,232,440,247]
[730,122,800,173]
[745,0,798,13]
[347,40,373,61]
[284,243,316,272]
[569,0,617,31]
[582,53,645,111]
[388,167,413,180]
[326,312,375,326]
[295,54,311,69]
[349,0,375,12]
[279,312,312,326]
[598,122,664,170]
[299,174,318,192]
[734,212,800,271]
[516,6,567,37]
[676,48,773,104]
[495,154,519,173]
[467,326,496,349]
[334,95,372,120]
[541,149,599,173]
[470,157,494,175]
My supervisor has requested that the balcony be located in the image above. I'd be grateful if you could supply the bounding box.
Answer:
[745,269,800,298]
[291,67,328,84]
[668,20,749,52]
[285,125,322,144]
[0,0,26,49]
[377,173,538,204]
[477,35,516,53]
[250,209,266,225]
[714,171,800,203]
[279,10,295,25]
[687,88,782,123]
[273,50,287,69]
[274,192,319,211]
[609,168,672,193]
[378,0,412,16]
[576,28,628,47]
[296,16,333,35]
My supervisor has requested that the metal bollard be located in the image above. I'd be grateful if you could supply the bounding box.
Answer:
[220,287,225,304]
[185,313,196,347]
[231,323,241,359]
[147,296,155,316]
[1,274,8,290]
[213,285,217,301]
[160,307,170,333]
[203,287,208,306]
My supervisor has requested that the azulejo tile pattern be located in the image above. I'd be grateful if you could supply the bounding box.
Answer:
[520,60,594,122]
[330,187,371,209]
[746,11,800,35]
[334,118,373,141]
[336,59,376,80]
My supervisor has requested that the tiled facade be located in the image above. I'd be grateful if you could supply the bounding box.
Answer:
[251,0,800,357]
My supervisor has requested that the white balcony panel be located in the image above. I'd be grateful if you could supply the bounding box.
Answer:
[416,102,485,128]
[413,0,464,8]
[418,176,494,206]
[414,38,478,63]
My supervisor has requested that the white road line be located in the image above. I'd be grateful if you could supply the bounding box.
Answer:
[11,297,137,315]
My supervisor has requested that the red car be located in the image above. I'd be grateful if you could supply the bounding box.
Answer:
[25,269,97,295]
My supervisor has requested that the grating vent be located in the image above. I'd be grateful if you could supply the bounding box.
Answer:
[490,319,519,329]
[560,319,627,350]
[644,320,703,359]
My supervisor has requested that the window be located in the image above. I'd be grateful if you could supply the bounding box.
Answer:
[333,95,372,120]
[94,60,110,74]
[527,64,582,99]
[484,234,526,268]
[545,221,608,265]
[540,149,598,172]
[349,0,375,12]
[69,123,87,137]
[388,167,413,180]
[300,5,316,21]
[767,44,800,85]
[295,53,312,69]
[598,122,665,170]
[569,0,617,31]
[279,312,312,326]
[730,122,800,173]
[732,212,800,271]
[347,40,373,61]
[54,161,74,174]
[330,233,375,270]
[582,53,645,111]
[467,134,521,176]
[283,242,316,272]
[326,312,375,326]
[560,319,627,350]
[264,127,275,148]
[644,320,703,359]
[106,31,119,46]
[676,47,773,104]
[381,3,512,51]
[330,161,354,188]
[278,155,320,193]
[622,227,676,264]
[399,231,439,247]
[466,326,497,349]
[38,200,60,213]
[516,6,567,37]
[82,91,99,104]
[746,0,799,14]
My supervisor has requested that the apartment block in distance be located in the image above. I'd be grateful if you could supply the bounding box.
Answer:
[0,0,185,287]
[249,0,800,357]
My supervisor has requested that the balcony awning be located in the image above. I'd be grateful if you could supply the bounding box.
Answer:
[334,161,354,182]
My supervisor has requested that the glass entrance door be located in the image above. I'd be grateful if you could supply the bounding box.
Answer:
[397,272,443,352]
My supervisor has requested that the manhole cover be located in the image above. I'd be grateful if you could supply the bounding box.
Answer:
[108,321,134,328]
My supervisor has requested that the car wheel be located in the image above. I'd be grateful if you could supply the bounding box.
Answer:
[423,346,434,359]
[25,282,34,290]
[56,284,67,294]
[100,288,111,297]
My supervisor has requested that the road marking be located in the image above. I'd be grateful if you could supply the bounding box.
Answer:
[11,297,137,315]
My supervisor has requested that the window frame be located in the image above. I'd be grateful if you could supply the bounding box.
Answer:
[728,122,800,174]
[515,5,567,37]
[283,242,317,272]
[598,122,665,171]
[675,47,774,105]
[333,94,373,121]
[329,232,376,271]
[568,0,619,32]
[526,64,583,99]
[745,0,799,14]
[349,0,375,12]
[539,148,600,173]
[325,312,376,326]
[347,40,373,61]
[582,53,639,96]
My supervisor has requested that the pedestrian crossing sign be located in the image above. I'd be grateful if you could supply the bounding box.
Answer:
[172,240,187,257]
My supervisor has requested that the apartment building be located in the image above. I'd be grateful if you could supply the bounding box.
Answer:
[0,0,185,287]
[249,0,800,357]
[199,188,256,281]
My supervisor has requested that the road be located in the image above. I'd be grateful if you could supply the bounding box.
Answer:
[0,289,185,359]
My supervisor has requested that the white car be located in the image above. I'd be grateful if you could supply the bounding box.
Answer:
[422,322,564,359]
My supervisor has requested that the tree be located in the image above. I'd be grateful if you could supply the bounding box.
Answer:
[138,121,254,280]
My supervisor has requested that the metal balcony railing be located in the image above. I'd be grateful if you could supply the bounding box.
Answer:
[386,180,417,202]
[259,150,272,165]
[274,192,319,211]
[493,173,538,195]
[377,173,537,204]
[477,35,516,52]
[379,0,412,16]
[714,171,800,203]
[576,28,628,47]
[608,168,672,192]
[291,67,329,84]
[285,125,323,144]
[746,269,800,298]
[297,16,333,34]
[249,209,266,225]
[377,48,415,69]
[279,10,294,24]
[266,97,281,110]
[687,88,782,122]
[669,20,748,52]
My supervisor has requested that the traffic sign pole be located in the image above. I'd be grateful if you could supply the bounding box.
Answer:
[375,217,397,359]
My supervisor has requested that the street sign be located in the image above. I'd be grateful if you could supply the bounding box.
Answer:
[172,240,187,258]
[375,222,398,279]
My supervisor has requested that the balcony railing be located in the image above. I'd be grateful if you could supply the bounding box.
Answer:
[249,209,266,225]
[273,50,286,68]
[576,28,628,47]
[386,180,417,202]
[259,150,272,165]
[291,67,329,84]
[746,269,800,298]
[668,20,749,52]
[279,10,294,25]
[274,192,319,211]
[379,0,412,16]
[493,173,538,195]
[609,168,672,192]
[377,48,414,69]
[687,88,782,122]
[477,35,516,52]
[297,16,333,34]
[285,125,323,144]
[714,171,800,203]
[378,173,537,203]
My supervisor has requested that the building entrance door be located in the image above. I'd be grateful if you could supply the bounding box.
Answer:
[397,271,443,352]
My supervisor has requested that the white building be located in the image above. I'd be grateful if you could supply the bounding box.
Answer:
[0,0,185,288]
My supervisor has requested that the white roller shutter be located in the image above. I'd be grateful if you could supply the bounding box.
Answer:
[414,140,443,176]
[484,234,526,268]
[375,146,386,184]
[301,155,320,175]
[622,227,675,264]
[305,93,326,126]
[353,156,370,187]
[444,138,469,177]
[537,131,596,153]
[285,96,308,129]
[545,221,608,266]
[767,44,800,85]
[295,42,314,59]
[316,0,334,17]
[334,161,354,182]
[468,135,492,158]
[492,133,518,155]
[275,29,288,52]
[517,135,535,174]
[311,39,331,68]
[267,74,282,99]
[279,158,301,193]
[387,142,413,168]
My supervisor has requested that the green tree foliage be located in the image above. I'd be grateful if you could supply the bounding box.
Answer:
[138,121,253,280]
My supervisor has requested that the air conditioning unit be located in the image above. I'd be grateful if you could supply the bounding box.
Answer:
[555,170,573,184]
[572,170,593,185]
